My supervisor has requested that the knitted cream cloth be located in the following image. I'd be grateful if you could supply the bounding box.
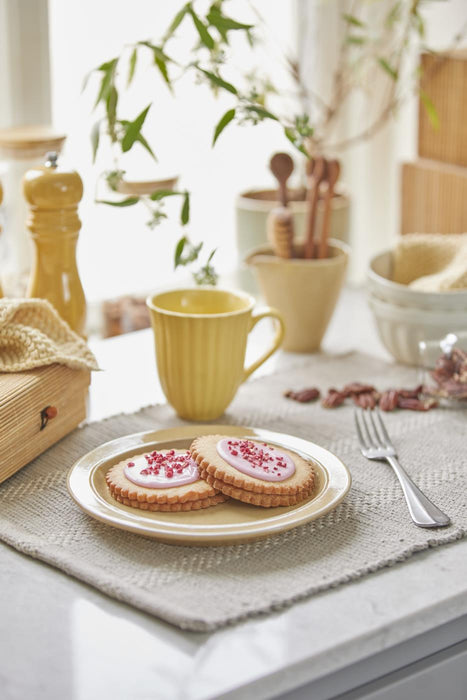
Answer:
[392,233,467,291]
[0,298,98,372]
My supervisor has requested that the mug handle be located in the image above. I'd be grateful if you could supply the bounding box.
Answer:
[243,307,285,382]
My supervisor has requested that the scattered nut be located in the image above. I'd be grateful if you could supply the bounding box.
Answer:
[321,390,346,408]
[342,382,376,397]
[352,391,379,409]
[284,387,320,403]
[398,385,423,399]
[284,377,446,411]
[379,389,399,412]
[397,397,438,411]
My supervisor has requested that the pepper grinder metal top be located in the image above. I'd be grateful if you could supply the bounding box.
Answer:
[23,152,86,336]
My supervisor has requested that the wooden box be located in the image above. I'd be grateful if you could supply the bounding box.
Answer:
[401,159,467,235]
[0,364,90,484]
[419,51,467,167]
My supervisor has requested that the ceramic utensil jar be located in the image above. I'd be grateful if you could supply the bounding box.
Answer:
[147,287,285,420]
[23,152,86,337]
[246,240,349,352]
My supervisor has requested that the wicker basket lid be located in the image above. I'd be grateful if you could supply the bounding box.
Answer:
[0,125,66,160]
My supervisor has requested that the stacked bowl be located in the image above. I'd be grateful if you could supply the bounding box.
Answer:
[367,250,467,365]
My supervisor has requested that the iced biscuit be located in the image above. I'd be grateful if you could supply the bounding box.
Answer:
[106,448,228,511]
[190,435,316,507]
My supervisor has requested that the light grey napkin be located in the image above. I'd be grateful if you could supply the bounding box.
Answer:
[0,352,465,631]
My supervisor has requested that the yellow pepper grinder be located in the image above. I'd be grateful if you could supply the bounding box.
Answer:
[23,152,86,336]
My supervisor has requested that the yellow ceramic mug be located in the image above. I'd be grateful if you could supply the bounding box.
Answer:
[146,287,285,420]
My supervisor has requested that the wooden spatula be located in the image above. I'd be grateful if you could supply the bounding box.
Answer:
[318,159,340,259]
[304,156,326,259]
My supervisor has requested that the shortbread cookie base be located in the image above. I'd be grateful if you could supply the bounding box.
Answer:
[111,490,227,512]
[106,457,221,505]
[199,466,315,507]
[191,435,316,496]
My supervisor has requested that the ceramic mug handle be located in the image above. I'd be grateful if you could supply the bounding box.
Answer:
[243,307,285,381]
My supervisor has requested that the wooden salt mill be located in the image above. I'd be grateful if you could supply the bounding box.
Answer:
[23,152,86,336]
[267,153,295,258]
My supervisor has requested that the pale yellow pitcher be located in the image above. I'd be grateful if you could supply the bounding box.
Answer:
[147,287,285,420]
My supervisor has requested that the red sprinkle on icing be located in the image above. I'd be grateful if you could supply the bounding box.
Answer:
[223,440,291,472]
[124,450,199,489]
[133,451,196,480]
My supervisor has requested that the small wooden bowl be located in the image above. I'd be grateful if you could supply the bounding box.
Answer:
[116,176,179,196]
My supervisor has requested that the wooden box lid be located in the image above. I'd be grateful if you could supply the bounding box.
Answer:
[0,363,90,484]
[419,52,467,168]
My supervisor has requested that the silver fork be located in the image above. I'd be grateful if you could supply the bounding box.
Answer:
[355,408,450,528]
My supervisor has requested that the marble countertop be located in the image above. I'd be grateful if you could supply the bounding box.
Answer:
[1,288,466,700]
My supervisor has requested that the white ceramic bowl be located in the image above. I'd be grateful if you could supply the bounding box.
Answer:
[368,293,467,366]
[368,250,467,311]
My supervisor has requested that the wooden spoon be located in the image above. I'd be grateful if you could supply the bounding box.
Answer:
[269,152,294,207]
[304,156,326,259]
[318,159,340,259]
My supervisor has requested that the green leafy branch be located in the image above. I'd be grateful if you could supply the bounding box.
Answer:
[86,1,256,285]
[97,183,189,227]
[88,1,255,165]
[174,239,218,286]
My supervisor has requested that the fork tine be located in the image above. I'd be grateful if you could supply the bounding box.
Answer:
[367,409,385,447]
[374,409,396,450]
[359,408,376,448]
[354,409,368,449]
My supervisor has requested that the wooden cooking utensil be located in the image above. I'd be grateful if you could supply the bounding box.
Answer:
[269,152,294,206]
[318,159,340,259]
[267,206,294,259]
[304,156,326,259]
[268,152,295,258]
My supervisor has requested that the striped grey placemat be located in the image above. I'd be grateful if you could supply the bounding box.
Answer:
[0,352,465,631]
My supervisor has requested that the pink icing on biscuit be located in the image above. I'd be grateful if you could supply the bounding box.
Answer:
[123,450,199,488]
[216,438,295,481]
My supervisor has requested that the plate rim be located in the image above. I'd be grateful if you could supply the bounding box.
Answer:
[67,425,351,544]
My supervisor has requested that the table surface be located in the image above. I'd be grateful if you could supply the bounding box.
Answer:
[1,287,466,700]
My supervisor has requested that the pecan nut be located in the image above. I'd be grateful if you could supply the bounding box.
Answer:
[397,396,438,411]
[432,378,467,399]
[379,389,399,412]
[284,387,321,403]
[398,385,423,399]
[321,389,346,408]
[352,391,379,409]
[342,382,376,397]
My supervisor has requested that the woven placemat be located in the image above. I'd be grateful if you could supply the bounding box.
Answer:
[0,352,466,631]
